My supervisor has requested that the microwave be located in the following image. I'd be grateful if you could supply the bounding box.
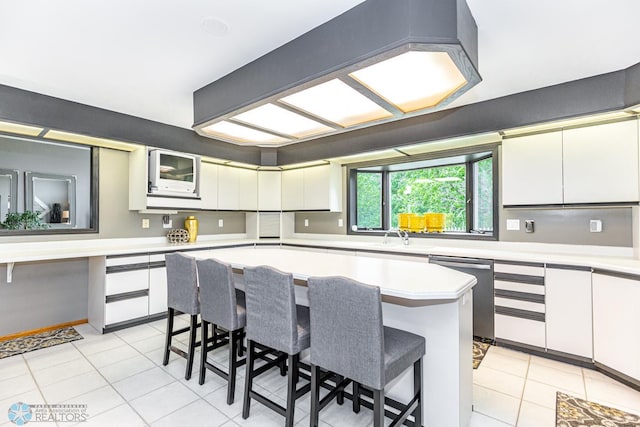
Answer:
[148,149,200,196]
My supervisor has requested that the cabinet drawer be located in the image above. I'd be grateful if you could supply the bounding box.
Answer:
[105,269,149,295]
[495,280,545,295]
[105,296,149,325]
[495,313,545,348]
[106,255,149,267]
[495,263,544,277]
[495,297,545,313]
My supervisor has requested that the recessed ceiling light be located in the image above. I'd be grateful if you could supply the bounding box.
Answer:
[201,17,229,37]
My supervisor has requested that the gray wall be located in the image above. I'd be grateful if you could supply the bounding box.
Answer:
[0,259,87,335]
[294,212,347,235]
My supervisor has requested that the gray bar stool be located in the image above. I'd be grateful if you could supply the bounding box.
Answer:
[163,252,201,381]
[307,276,425,427]
[196,258,247,404]
[242,265,311,427]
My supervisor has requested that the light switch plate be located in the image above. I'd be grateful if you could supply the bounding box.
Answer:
[218,219,224,228]
[506,219,520,231]
[338,218,344,227]
[142,218,150,229]
[590,219,602,232]
[304,219,309,227]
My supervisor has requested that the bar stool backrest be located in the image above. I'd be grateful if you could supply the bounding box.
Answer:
[243,265,300,354]
[196,258,240,331]
[165,253,200,315]
[307,276,385,390]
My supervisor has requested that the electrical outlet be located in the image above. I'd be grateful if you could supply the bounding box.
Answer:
[218,219,224,228]
[142,218,150,229]
[590,219,602,232]
[304,219,309,227]
[338,218,344,227]
[506,219,520,231]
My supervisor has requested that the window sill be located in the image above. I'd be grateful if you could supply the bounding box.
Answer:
[348,229,497,241]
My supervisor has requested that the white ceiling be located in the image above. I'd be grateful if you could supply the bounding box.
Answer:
[1,0,639,132]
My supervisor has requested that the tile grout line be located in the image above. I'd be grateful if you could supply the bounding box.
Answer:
[512,353,532,427]
[72,332,154,426]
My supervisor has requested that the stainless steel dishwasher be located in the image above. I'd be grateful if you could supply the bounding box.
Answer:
[428,255,495,341]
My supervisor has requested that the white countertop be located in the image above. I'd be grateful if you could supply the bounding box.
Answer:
[192,247,477,301]
[2,233,640,276]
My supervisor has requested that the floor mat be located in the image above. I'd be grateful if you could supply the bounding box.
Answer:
[0,326,83,359]
[473,340,490,369]
[556,391,640,426]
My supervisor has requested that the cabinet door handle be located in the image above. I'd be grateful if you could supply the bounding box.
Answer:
[431,260,491,270]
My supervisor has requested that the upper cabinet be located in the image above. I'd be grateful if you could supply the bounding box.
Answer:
[502,119,639,206]
[217,166,257,211]
[562,120,639,203]
[281,163,342,212]
[258,171,282,211]
[200,162,219,210]
[502,131,564,205]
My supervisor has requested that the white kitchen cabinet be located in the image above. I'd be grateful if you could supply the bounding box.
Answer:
[258,170,281,211]
[282,163,342,211]
[494,262,546,349]
[200,162,219,209]
[148,254,168,315]
[563,120,639,203]
[592,272,640,380]
[218,165,257,210]
[281,168,304,210]
[128,147,202,211]
[502,131,563,205]
[545,266,592,358]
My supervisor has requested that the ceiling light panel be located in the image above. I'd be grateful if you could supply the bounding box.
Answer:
[200,121,289,145]
[280,79,393,127]
[0,121,43,137]
[232,104,334,139]
[350,51,467,112]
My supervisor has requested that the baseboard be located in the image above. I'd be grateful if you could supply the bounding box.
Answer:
[0,319,88,342]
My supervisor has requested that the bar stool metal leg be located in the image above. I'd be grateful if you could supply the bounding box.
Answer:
[163,307,175,366]
[185,314,198,380]
[352,381,360,413]
[310,365,321,427]
[413,358,423,427]
[373,389,384,427]
[227,330,239,405]
[198,320,210,385]
[242,340,255,419]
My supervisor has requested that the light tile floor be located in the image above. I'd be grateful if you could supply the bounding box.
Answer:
[1,319,640,427]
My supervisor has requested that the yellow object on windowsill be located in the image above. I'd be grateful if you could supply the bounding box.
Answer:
[425,213,446,232]
[398,213,411,231]
[408,213,426,232]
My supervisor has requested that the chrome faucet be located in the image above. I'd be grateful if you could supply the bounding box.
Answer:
[383,229,410,245]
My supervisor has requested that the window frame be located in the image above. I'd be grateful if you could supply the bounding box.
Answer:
[347,143,499,240]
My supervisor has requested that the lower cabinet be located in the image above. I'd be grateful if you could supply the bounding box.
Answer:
[494,261,546,349]
[545,266,593,359]
[148,254,168,315]
[89,253,169,333]
[592,271,640,381]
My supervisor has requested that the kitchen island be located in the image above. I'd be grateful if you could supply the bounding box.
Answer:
[192,246,477,427]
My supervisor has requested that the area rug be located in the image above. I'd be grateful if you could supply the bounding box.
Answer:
[473,340,490,369]
[556,391,640,426]
[0,327,83,359]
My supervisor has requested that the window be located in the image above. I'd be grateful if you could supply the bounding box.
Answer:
[349,146,497,238]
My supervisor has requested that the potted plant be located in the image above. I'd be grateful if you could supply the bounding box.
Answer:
[1,210,49,230]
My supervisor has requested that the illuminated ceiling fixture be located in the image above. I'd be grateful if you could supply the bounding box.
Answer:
[193,0,480,147]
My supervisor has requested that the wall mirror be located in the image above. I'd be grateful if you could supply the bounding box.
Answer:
[0,169,18,223]
[0,134,97,235]
[25,172,77,228]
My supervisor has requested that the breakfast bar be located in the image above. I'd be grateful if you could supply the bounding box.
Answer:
[193,246,477,427]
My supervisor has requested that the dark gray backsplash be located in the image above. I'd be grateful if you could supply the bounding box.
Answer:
[500,207,632,247]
